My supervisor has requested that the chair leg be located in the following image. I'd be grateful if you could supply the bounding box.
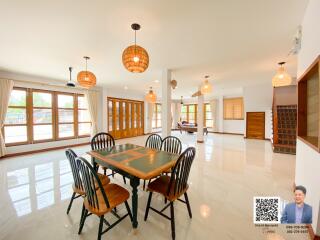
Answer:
[170,202,175,240]
[112,170,115,178]
[103,168,107,175]
[184,192,192,218]
[144,192,153,221]
[124,201,133,222]
[143,180,146,190]
[97,215,104,240]
[78,207,87,234]
[66,192,76,214]
[123,176,127,184]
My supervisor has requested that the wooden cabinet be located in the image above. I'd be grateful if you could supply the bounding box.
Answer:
[107,97,144,139]
[246,112,265,140]
[297,55,320,152]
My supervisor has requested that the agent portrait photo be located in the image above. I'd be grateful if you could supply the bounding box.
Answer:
[281,185,312,224]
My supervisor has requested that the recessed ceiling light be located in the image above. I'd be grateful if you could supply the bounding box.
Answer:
[154,80,159,83]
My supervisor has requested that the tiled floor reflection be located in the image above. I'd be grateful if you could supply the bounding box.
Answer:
[0,133,310,240]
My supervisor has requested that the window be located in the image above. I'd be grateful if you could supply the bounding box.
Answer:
[78,96,91,136]
[33,91,53,141]
[204,103,213,128]
[180,104,197,123]
[152,103,161,129]
[223,97,244,120]
[3,88,91,146]
[57,94,75,138]
[3,89,28,145]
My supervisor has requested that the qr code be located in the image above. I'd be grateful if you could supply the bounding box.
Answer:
[253,197,280,224]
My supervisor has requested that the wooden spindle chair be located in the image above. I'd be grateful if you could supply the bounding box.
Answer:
[76,157,133,240]
[161,136,182,155]
[91,132,127,184]
[161,136,182,178]
[65,149,110,214]
[144,147,196,240]
[143,134,162,189]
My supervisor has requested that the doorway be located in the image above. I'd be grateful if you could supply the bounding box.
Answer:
[246,112,265,140]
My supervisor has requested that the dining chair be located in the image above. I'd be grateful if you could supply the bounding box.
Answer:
[161,136,182,155]
[76,157,133,240]
[91,132,127,184]
[65,149,110,214]
[143,134,162,189]
[144,147,196,240]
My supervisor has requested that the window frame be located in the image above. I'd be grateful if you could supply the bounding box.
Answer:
[204,103,214,128]
[77,95,91,137]
[3,87,91,146]
[32,89,55,143]
[180,104,197,123]
[3,87,29,146]
[152,103,162,129]
[223,97,244,120]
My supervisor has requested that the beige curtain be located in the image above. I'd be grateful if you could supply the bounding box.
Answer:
[147,103,154,133]
[85,90,99,138]
[0,79,14,157]
[210,99,217,131]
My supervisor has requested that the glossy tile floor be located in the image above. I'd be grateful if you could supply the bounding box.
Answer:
[0,133,310,240]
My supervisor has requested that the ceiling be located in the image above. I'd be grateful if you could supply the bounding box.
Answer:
[0,0,308,99]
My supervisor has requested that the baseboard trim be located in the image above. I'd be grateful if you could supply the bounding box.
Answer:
[211,131,244,136]
[0,142,90,159]
[197,140,204,143]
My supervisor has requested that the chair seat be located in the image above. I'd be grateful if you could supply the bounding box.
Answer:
[147,175,188,201]
[72,173,110,195]
[84,183,130,216]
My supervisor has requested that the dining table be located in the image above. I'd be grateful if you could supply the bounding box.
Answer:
[87,143,179,229]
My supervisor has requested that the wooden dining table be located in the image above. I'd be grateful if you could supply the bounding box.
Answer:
[87,143,179,229]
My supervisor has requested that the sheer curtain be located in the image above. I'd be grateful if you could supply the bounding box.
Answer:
[147,103,154,133]
[0,79,14,157]
[210,99,217,132]
[85,90,99,137]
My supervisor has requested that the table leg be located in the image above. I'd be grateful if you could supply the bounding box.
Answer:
[130,177,140,228]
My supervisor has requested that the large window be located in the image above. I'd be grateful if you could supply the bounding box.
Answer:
[223,97,244,120]
[204,103,213,128]
[3,88,91,146]
[180,104,197,123]
[33,91,53,141]
[3,88,28,144]
[152,103,161,129]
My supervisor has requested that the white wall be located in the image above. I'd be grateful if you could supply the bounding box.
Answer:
[296,0,320,234]
[243,83,273,139]
[0,71,99,154]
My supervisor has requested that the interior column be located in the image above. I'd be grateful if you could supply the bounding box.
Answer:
[197,92,204,143]
[161,69,172,137]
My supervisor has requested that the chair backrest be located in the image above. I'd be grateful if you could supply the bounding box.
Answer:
[167,147,196,197]
[91,132,115,150]
[161,136,182,155]
[76,157,110,209]
[65,149,83,191]
[145,134,162,150]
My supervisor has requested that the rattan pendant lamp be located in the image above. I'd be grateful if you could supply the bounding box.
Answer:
[77,56,96,88]
[145,87,156,103]
[272,62,292,87]
[200,75,213,94]
[122,23,149,73]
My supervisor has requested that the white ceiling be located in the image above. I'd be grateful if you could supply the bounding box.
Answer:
[0,0,308,99]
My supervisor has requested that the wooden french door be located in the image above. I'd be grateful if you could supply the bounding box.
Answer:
[108,97,144,139]
[246,112,265,140]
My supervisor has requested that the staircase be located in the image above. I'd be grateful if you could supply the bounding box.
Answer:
[273,105,297,154]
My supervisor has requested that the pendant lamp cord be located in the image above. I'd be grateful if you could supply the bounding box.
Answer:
[134,29,137,56]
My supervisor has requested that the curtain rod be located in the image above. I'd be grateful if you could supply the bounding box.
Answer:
[7,78,100,92]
